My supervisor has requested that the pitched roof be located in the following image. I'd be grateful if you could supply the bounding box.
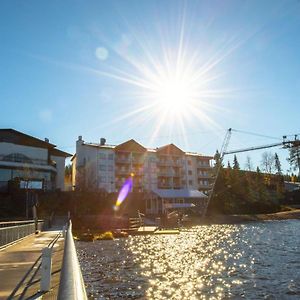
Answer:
[115,139,147,153]
[0,129,71,157]
[0,129,56,148]
[152,188,208,199]
[50,148,72,157]
[156,143,185,155]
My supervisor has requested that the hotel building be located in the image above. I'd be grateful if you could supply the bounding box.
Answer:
[72,136,213,194]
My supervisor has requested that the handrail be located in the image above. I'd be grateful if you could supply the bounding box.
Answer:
[0,220,45,248]
[57,221,87,300]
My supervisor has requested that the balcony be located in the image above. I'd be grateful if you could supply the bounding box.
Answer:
[131,169,143,176]
[115,156,131,164]
[158,171,173,177]
[132,156,144,164]
[197,173,211,178]
[157,159,174,166]
[115,168,131,175]
[197,161,211,168]
[157,182,172,189]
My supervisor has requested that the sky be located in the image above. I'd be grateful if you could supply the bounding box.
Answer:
[0,0,300,172]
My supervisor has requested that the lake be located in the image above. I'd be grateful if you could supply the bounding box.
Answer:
[76,220,300,299]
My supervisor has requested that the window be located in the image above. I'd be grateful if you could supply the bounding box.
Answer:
[189,180,193,186]
[107,165,113,171]
[0,169,12,181]
[188,170,193,175]
[98,153,106,159]
[188,160,192,166]
[108,154,114,160]
[99,177,106,183]
[99,165,106,171]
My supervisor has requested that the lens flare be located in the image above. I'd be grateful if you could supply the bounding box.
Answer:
[114,176,133,211]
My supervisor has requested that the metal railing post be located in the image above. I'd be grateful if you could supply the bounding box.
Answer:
[40,247,52,292]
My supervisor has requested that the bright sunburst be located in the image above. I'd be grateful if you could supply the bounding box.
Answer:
[152,76,194,115]
[83,4,242,146]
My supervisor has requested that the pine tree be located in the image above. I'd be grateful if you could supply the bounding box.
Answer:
[227,161,232,169]
[233,155,240,170]
[274,153,282,175]
[287,145,300,177]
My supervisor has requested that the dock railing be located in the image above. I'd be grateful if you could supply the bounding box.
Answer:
[57,220,87,300]
[0,220,45,248]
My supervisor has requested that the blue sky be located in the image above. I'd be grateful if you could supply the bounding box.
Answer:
[0,0,300,172]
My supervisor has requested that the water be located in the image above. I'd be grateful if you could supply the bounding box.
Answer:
[76,220,300,299]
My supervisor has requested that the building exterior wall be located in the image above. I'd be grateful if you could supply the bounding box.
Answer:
[50,155,65,190]
[0,139,68,192]
[73,137,213,194]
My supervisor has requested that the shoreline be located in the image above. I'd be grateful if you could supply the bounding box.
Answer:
[202,208,300,225]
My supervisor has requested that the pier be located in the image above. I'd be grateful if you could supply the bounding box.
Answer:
[0,219,86,299]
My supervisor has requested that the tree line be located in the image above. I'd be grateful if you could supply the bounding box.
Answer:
[208,146,300,215]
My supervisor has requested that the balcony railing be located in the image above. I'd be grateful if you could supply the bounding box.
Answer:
[197,162,211,168]
[132,156,144,164]
[115,169,131,175]
[158,171,181,177]
[115,157,131,163]
[157,183,172,188]
[197,173,211,178]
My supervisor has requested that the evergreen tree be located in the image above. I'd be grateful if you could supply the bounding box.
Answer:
[287,145,300,177]
[233,155,240,170]
[274,153,282,175]
[227,161,232,169]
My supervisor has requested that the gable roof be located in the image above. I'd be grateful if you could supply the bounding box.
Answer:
[156,143,185,155]
[115,139,147,153]
[0,129,71,157]
[0,129,56,148]
[50,148,72,157]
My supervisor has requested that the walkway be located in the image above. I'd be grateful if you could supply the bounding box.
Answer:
[0,228,64,299]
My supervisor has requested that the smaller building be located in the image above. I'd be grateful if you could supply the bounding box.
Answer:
[0,129,71,192]
[145,189,208,216]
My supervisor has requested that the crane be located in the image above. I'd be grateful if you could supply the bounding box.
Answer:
[202,128,232,216]
[203,129,300,216]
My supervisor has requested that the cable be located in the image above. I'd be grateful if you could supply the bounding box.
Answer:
[231,128,281,141]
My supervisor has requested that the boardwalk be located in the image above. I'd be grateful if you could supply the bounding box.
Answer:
[0,228,64,299]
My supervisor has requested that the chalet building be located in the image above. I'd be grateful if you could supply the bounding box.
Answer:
[0,129,71,192]
[72,136,213,214]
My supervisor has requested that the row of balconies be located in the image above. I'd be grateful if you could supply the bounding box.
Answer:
[115,157,144,164]
[114,168,211,179]
[115,156,211,169]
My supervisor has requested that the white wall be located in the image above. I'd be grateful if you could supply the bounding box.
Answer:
[50,155,66,191]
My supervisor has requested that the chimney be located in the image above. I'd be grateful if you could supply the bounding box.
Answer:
[100,138,106,145]
[78,135,82,141]
[45,138,49,143]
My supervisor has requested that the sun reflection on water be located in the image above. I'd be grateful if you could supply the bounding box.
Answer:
[126,224,240,299]
[77,221,300,299]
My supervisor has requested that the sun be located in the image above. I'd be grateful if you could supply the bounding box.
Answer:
[154,77,192,114]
